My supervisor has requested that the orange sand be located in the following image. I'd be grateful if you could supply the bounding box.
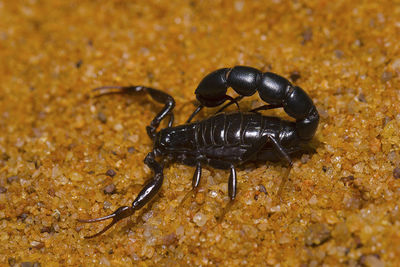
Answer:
[1,0,399,266]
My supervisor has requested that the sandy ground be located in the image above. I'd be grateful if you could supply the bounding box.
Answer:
[1,0,400,266]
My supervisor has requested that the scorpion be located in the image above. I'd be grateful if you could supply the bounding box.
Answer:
[79,66,319,238]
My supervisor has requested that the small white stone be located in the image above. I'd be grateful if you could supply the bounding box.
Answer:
[113,123,123,131]
[176,225,184,236]
[193,212,208,227]
[234,1,244,11]
[309,195,318,205]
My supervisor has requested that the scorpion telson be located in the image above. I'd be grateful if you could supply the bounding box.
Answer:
[78,66,319,238]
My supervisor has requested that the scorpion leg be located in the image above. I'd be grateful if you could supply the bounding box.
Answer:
[192,161,202,189]
[187,95,242,123]
[240,134,271,162]
[268,137,293,197]
[180,161,202,207]
[93,86,175,139]
[249,103,282,113]
[215,95,244,114]
[218,165,237,223]
[186,105,204,123]
[239,134,292,196]
[168,113,174,127]
[228,165,237,200]
[78,152,164,238]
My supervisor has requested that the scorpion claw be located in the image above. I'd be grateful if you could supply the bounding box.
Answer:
[91,85,145,98]
[78,206,134,239]
[92,85,124,92]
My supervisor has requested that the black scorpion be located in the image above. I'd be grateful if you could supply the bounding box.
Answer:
[79,66,319,238]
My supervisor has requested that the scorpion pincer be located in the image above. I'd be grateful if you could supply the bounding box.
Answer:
[78,66,319,238]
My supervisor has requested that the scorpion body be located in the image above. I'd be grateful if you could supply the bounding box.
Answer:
[156,112,302,172]
[79,66,319,238]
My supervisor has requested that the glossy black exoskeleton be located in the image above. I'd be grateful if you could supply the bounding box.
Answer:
[78,66,319,238]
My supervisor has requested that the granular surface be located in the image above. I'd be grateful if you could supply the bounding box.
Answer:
[1,0,400,266]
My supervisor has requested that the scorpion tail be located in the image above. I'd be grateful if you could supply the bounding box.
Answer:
[92,85,176,139]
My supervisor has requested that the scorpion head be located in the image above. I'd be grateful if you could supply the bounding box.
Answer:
[153,128,183,155]
[153,130,169,155]
[154,125,197,156]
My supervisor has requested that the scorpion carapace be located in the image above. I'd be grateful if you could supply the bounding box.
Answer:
[78,66,319,238]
